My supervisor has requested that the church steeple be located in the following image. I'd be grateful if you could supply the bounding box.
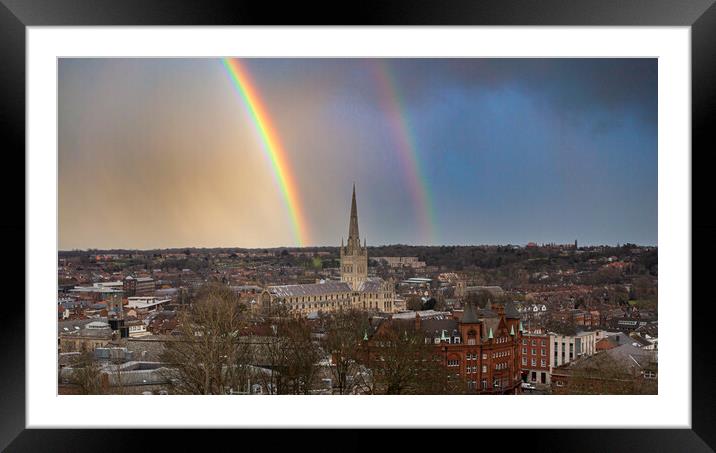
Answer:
[348,183,360,247]
[341,184,368,291]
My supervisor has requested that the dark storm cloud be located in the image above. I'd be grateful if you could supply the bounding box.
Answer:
[384,58,657,127]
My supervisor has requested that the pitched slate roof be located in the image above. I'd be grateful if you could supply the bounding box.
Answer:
[357,277,385,293]
[269,277,389,297]
[268,281,352,297]
[462,301,480,323]
[503,300,521,319]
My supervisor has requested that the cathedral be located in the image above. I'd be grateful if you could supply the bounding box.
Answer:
[261,185,396,316]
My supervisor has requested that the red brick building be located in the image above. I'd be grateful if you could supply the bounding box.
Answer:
[551,308,600,328]
[520,330,551,384]
[362,301,523,394]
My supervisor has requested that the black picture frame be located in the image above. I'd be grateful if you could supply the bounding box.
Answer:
[2,0,713,450]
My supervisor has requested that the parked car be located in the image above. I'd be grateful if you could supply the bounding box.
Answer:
[521,382,536,390]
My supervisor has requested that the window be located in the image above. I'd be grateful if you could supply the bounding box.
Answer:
[482,365,487,373]
[493,379,500,388]
[541,359,546,367]
[482,353,487,360]
[541,340,546,346]
[522,357,527,366]
[447,359,459,367]
[531,349,536,355]
[531,358,536,366]
[522,347,527,354]
[481,379,487,389]
[531,340,536,346]
[541,348,546,356]
[522,339,527,345]
[454,337,461,344]
[556,380,564,387]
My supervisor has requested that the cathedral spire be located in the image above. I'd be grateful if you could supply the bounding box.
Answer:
[348,183,360,245]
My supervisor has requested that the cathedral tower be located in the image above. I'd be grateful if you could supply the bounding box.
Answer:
[340,184,368,290]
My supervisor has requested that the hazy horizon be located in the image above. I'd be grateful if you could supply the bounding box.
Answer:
[58,240,657,253]
[59,58,657,250]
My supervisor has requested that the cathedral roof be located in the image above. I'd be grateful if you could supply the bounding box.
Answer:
[268,281,352,297]
[356,277,385,293]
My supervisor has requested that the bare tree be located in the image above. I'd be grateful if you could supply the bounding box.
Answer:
[255,314,321,394]
[364,322,464,395]
[160,283,251,394]
[71,351,103,395]
[321,309,370,394]
[405,295,424,311]
[282,317,321,394]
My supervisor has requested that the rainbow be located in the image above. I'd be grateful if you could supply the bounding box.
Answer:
[222,58,309,247]
[370,60,437,244]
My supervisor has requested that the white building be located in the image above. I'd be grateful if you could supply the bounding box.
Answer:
[126,297,171,311]
[549,331,597,369]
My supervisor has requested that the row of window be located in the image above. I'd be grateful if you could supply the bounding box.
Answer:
[522,347,547,356]
[426,337,462,344]
[523,339,547,346]
[492,350,510,359]
[295,300,350,310]
[467,379,505,390]
[285,294,352,304]
[522,357,547,367]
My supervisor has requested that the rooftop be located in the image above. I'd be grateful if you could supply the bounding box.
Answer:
[268,281,352,297]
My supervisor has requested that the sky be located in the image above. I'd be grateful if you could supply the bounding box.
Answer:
[58,58,657,250]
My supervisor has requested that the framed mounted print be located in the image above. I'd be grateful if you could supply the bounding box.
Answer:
[3,0,714,450]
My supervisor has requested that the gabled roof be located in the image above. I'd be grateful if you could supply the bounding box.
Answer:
[503,300,521,319]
